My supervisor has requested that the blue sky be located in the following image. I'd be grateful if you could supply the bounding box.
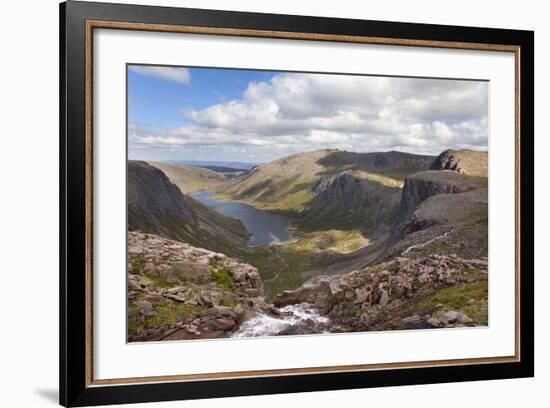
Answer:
[128,65,488,163]
[128,66,276,130]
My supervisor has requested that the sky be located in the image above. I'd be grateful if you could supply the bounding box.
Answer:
[128,65,488,163]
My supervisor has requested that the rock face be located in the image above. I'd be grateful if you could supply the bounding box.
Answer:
[127,231,274,342]
[276,254,488,332]
[381,169,488,261]
[429,149,488,177]
[128,161,249,256]
[399,170,482,217]
[298,171,401,236]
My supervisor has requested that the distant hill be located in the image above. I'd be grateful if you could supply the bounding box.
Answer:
[219,149,330,212]
[199,165,247,173]
[219,149,434,213]
[148,162,226,194]
[163,160,257,170]
[317,150,435,180]
[128,161,249,256]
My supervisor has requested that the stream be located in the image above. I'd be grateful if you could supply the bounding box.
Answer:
[232,303,330,337]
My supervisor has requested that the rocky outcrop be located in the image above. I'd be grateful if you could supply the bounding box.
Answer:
[128,161,250,256]
[378,169,488,260]
[276,254,488,332]
[399,170,482,217]
[127,231,276,342]
[429,149,488,177]
[275,280,333,314]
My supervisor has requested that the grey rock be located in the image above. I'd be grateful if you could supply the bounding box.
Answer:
[402,315,422,325]
[134,300,154,316]
[443,311,460,323]
[379,289,389,306]
[207,317,236,331]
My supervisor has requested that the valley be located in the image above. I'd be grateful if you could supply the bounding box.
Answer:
[128,148,489,341]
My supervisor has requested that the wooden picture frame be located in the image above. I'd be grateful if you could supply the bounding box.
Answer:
[60,1,534,406]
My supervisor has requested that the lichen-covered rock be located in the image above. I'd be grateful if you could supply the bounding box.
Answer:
[295,254,488,333]
[127,231,274,342]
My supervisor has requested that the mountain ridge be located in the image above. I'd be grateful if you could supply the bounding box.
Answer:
[128,161,250,257]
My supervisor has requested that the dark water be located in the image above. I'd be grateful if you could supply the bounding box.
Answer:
[191,191,292,247]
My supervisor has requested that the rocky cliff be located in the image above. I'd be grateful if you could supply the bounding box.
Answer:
[297,171,401,236]
[385,169,488,260]
[398,170,484,219]
[128,161,249,256]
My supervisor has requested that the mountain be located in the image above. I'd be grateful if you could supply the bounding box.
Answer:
[429,149,488,177]
[317,150,435,179]
[219,149,329,212]
[128,161,249,256]
[147,162,226,194]
[127,148,490,341]
[296,170,401,237]
[310,150,488,277]
[219,149,434,213]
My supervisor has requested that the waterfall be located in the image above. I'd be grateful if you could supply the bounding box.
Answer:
[232,303,330,338]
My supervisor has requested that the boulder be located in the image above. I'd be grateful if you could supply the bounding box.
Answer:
[134,300,154,316]
[207,317,236,331]
[200,307,237,320]
[456,312,474,324]
[402,315,421,325]
[274,280,333,314]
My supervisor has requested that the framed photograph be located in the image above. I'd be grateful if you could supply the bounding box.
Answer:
[60,1,534,406]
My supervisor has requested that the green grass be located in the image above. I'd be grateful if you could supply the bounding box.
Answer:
[220,297,238,308]
[128,302,202,334]
[129,255,174,288]
[353,171,404,188]
[411,281,488,324]
[143,273,174,288]
[288,229,369,254]
[210,264,234,288]
[246,248,304,300]
[129,254,147,273]
[215,179,315,213]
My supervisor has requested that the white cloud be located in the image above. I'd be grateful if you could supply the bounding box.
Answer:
[129,65,191,85]
[129,72,488,162]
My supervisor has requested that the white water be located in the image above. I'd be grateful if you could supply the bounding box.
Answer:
[401,227,456,257]
[232,303,330,338]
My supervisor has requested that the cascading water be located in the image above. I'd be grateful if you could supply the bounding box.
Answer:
[232,303,330,338]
